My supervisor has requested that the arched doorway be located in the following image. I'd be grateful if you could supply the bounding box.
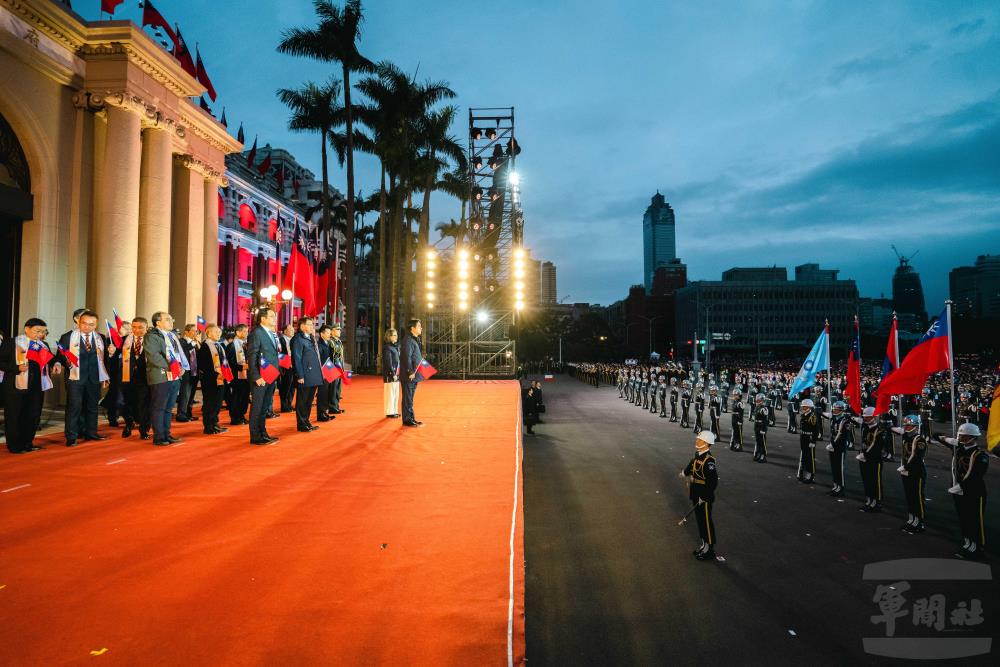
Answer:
[0,111,32,337]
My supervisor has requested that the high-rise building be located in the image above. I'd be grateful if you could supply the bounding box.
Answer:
[643,192,676,294]
[526,256,542,307]
[950,254,1000,319]
[892,255,927,333]
[541,261,557,305]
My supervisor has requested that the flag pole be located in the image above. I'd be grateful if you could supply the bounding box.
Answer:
[893,312,902,422]
[946,300,958,488]
[825,319,832,403]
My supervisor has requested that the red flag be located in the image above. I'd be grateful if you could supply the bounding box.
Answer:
[334,362,352,385]
[277,165,286,190]
[169,358,183,378]
[27,340,54,367]
[196,315,207,332]
[195,47,217,101]
[218,189,225,219]
[57,343,78,367]
[846,316,861,415]
[278,352,292,369]
[102,0,124,15]
[322,358,342,383]
[417,358,437,380]
[141,0,176,44]
[113,308,124,332]
[106,320,124,349]
[219,349,235,382]
[282,224,319,315]
[874,315,900,415]
[259,355,279,384]
[875,308,950,397]
[246,135,257,168]
[172,25,197,78]
[257,152,272,177]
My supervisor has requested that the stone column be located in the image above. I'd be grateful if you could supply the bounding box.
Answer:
[202,178,219,323]
[169,159,205,325]
[93,104,142,321]
[136,127,173,318]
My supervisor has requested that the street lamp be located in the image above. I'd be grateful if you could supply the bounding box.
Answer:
[635,314,662,356]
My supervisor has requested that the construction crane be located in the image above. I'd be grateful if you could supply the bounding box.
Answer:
[891,244,919,267]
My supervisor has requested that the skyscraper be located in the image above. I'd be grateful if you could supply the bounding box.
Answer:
[950,254,1000,319]
[642,192,676,294]
[541,262,557,305]
[891,254,927,333]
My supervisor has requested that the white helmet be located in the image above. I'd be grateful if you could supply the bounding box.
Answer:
[696,431,717,446]
[862,407,875,418]
[958,423,982,438]
[800,399,814,409]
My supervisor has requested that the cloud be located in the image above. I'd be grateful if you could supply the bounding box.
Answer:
[951,18,986,36]
[828,42,931,85]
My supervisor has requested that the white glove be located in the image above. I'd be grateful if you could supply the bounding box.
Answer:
[825,444,834,452]
[809,443,815,449]
[948,484,964,496]
[856,453,866,462]
[897,465,908,476]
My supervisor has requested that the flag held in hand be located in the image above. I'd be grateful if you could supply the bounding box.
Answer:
[321,358,341,383]
[57,342,78,367]
[335,362,352,385]
[278,352,292,369]
[417,359,437,381]
[259,355,279,384]
[219,352,235,383]
[106,320,124,349]
[196,315,207,332]
[27,340,54,367]
[113,308,125,332]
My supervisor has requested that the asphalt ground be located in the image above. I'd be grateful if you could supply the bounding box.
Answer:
[523,376,999,666]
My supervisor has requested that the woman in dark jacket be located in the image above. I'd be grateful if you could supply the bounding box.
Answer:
[522,384,539,435]
[383,328,400,418]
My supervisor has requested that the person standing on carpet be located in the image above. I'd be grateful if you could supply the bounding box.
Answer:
[226,324,250,425]
[2,317,61,453]
[246,307,280,445]
[145,312,186,446]
[120,317,151,440]
[291,317,324,432]
[277,323,296,413]
[176,324,201,423]
[382,328,400,418]
[400,319,424,427]
[57,310,110,447]
[197,324,228,436]
[681,430,719,561]
[329,323,346,415]
[315,325,335,422]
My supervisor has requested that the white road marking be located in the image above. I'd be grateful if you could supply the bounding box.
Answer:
[106,459,127,465]
[1,484,31,493]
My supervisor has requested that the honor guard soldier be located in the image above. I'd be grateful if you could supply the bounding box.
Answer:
[934,424,989,560]
[787,391,799,433]
[637,372,646,407]
[647,372,658,413]
[658,376,668,418]
[855,409,891,512]
[669,378,680,422]
[892,415,927,533]
[797,399,819,484]
[681,431,719,561]
[708,385,722,439]
[767,384,778,426]
[730,388,745,451]
[617,369,626,398]
[918,388,935,437]
[693,384,706,433]
[960,391,978,425]
[825,401,852,497]
[814,385,830,441]
[720,377,730,413]
[753,393,769,463]
[680,380,692,428]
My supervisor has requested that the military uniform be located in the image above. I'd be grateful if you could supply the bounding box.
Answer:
[753,399,769,462]
[683,445,719,560]
[857,419,892,511]
[798,408,819,483]
[895,426,927,532]
[826,410,853,495]
[669,381,679,422]
[693,390,705,434]
[709,391,721,438]
[730,394,744,451]
[786,394,799,433]
[680,384,692,428]
[935,434,989,559]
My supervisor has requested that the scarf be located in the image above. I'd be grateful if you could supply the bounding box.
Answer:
[67,330,110,382]
[233,338,247,379]
[121,333,142,383]
[14,335,54,392]
[161,330,189,381]
[208,340,224,385]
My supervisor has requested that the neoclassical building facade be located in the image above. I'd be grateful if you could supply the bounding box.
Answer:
[0,0,241,336]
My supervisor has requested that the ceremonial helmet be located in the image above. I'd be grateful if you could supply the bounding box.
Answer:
[902,414,921,432]
[832,400,846,413]
[862,406,876,423]
[957,422,982,439]
[695,383,703,391]
[659,375,666,382]
[961,391,971,401]
[813,385,824,394]
[682,380,691,389]
[755,393,766,403]
[709,385,718,394]
[670,377,677,385]
[732,387,743,396]
[800,398,814,411]
[921,387,931,396]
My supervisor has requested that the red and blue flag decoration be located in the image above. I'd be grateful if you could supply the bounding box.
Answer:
[27,340,54,367]
[141,0,177,45]
[168,356,183,379]
[417,359,437,381]
[196,315,207,332]
[219,348,234,382]
[282,223,320,315]
[259,355,280,384]
[334,362,352,385]
[875,307,950,398]
[113,308,125,332]
[321,358,341,383]
[171,24,197,79]
[195,46,217,102]
[278,352,292,369]
[846,316,861,415]
[106,320,124,349]
[57,343,79,367]
[874,314,900,415]
[101,0,124,15]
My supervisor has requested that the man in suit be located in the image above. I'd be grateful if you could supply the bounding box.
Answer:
[144,311,187,446]
[197,323,228,435]
[315,325,335,422]
[176,324,201,422]
[120,317,151,439]
[399,318,424,427]
[277,323,296,413]
[2,318,61,453]
[226,324,250,425]
[57,310,110,446]
[291,317,323,432]
[246,307,279,445]
[329,323,345,414]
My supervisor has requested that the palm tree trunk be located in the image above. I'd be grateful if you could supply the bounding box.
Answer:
[342,65,357,364]
[403,190,415,321]
[376,163,387,371]
[389,176,401,329]
[320,128,332,325]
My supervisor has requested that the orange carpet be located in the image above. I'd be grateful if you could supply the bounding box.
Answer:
[0,377,525,666]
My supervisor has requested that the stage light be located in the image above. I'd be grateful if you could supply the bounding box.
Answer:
[259,287,269,298]
[509,172,520,187]
[473,285,480,293]
[427,270,435,278]
[515,300,525,310]
[515,281,524,290]
[458,269,468,279]
[488,187,499,201]
[474,253,481,261]
[458,249,469,260]
[488,156,501,170]
[281,289,293,300]
[486,127,497,141]
[477,311,489,323]
[427,302,434,310]
[515,268,525,279]
[474,188,483,201]
[471,127,482,140]
[513,247,525,259]
[459,281,468,290]
[426,250,437,260]
[515,290,524,299]
[458,301,468,311]
[426,281,435,290]
[473,156,483,170]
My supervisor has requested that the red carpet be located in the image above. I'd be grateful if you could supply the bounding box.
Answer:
[0,377,525,666]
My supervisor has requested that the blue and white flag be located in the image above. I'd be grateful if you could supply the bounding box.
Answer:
[788,327,830,398]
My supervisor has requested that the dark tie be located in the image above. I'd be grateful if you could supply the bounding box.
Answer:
[134,338,142,358]
[82,334,92,352]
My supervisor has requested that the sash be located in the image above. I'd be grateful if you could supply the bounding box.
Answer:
[15,335,54,392]
[162,331,189,381]
[68,330,110,383]
[233,339,247,379]
[121,334,135,383]
[904,434,926,466]
[209,341,224,385]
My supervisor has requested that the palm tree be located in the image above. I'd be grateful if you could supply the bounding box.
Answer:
[415,105,465,248]
[437,168,471,242]
[277,79,344,276]
[278,0,375,362]
[435,219,463,245]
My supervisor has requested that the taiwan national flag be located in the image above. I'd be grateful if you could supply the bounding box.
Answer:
[321,358,341,383]
[259,355,280,384]
[846,317,861,415]
[282,223,319,315]
[113,308,125,332]
[416,359,437,381]
[335,362,352,385]
[27,340,54,367]
[57,343,78,367]
[278,352,292,369]
[219,348,235,382]
[197,315,207,332]
[875,307,951,398]
[106,320,124,349]
[168,356,183,379]
[874,315,900,415]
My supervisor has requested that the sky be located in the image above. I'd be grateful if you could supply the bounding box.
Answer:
[78,0,1000,309]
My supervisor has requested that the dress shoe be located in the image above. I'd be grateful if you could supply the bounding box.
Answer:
[85,433,108,441]
[415,420,423,425]
[27,445,43,452]
[317,417,331,422]
[250,438,272,445]
[695,549,716,561]
[122,427,132,438]
[297,427,313,432]
[11,450,26,454]
[403,421,423,428]
[153,441,169,447]
[266,412,278,419]
[230,419,248,426]
[264,435,278,443]
[331,409,345,414]
[140,432,150,440]
[166,436,182,444]
[66,440,77,447]
[212,427,228,434]
[176,416,190,423]
[308,424,319,431]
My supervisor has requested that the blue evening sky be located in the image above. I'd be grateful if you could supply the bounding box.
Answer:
[78,0,1000,309]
